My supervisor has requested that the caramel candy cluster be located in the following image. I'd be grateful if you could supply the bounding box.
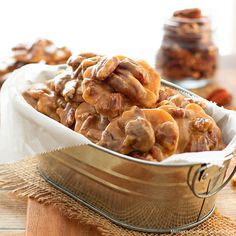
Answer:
[0,39,71,87]
[23,52,225,161]
[156,8,217,80]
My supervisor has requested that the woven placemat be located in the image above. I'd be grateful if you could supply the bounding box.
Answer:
[0,157,236,236]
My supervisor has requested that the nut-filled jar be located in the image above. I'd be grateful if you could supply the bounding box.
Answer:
[156,8,218,89]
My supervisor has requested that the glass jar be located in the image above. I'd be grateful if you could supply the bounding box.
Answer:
[156,9,218,89]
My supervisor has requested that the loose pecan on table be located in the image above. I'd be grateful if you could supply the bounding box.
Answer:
[206,88,232,106]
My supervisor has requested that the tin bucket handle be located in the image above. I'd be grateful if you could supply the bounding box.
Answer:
[189,150,236,198]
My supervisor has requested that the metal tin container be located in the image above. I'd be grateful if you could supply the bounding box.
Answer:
[38,80,236,233]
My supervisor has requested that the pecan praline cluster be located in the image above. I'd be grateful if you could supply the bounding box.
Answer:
[23,52,225,162]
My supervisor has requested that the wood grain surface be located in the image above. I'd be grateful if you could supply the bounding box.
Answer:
[0,55,236,235]
[25,199,100,236]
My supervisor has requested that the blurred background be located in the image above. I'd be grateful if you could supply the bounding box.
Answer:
[1,0,236,65]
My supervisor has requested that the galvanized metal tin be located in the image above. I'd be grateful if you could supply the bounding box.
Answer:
[38,80,236,233]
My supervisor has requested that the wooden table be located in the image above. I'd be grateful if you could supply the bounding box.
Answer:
[0,55,236,235]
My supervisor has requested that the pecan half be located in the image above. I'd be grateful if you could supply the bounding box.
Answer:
[206,88,232,106]
[173,8,202,19]
[92,56,120,80]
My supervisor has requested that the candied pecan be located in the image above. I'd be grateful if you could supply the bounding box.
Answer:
[119,58,148,84]
[80,55,160,111]
[82,77,131,118]
[12,39,71,64]
[22,84,51,109]
[149,146,165,162]
[37,92,60,121]
[0,39,72,88]
[67,55,85,71]
[73,56,102,79]
[91,56,120,80]
[53,71,72,94]
[81,56,101,73]
[155,122,179,150]
[190,117,213,132]
[157,87,205,108]
[158,105,186,118]
[100,107,179,161]
[56,96,67,108]
[143,109,179,158]
[158,87,178,102]
[108,69,146,101]
[62,79,84,103]
[67,53,98,71]
[173,8,202,19]
[108,68,157,108]
[56,103,76,127]
[75,102,109,142]
[161,103,225,153]
[206,88,232,106]
[137,60,161,95]
[99,106,155,154]
[22,84,55,116]
[74,102,97,131]
[123,117,155,152]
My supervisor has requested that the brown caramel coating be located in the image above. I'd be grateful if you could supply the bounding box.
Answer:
[82,56,159,111]
[75,102,109,142]
[48,70,84,104]
[67,53,160,116]
[108,68,157,108]
[22,83,51,108]
[67,52,98,71]
[82,78,131,119]
[159,103,225,153]
[137,60,161,95]
[143,109,179,161]
[99,106,179,161]
[91,56,120,80]
[157,87,205,109]
[119,58,149,84]
[98,106,155,154]
[56,103,76,128]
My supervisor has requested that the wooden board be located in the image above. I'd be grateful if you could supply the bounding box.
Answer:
[25,199,100,236]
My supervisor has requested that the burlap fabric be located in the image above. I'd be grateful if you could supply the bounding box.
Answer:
[0,157,236,236]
